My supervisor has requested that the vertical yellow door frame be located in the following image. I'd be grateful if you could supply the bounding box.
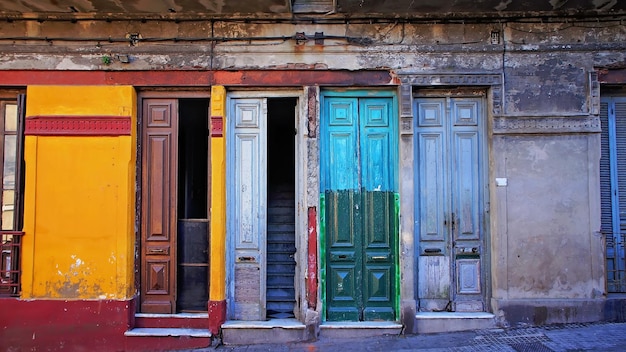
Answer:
[208,86,227,334]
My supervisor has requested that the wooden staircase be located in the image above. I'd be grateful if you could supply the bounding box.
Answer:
[266,184,297,319]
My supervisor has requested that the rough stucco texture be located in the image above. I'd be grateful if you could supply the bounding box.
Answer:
[502,134,604,300]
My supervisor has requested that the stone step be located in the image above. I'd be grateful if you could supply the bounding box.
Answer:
[125,327,211,338]
[268,192,295,200]
[268,214,294,223]
[414,312,496,334]
[267,263,296,275]
[134,313,208,329]
[267,223,296,232]
[124,328,211,350]
[267,287,296,300]
[221,319,308,345]
[266,232,295,240]
[319,321,403,339]
[267,273,295,286]
[267,251,295,262]
[267,241,296,250]
[267,199,295,207]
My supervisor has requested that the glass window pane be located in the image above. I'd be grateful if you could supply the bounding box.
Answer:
[3,135,16,190]
[2,190,14,230]
[4,104,17,132]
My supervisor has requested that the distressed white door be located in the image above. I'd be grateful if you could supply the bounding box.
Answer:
[228,98,267,320]
[415,96,485,312]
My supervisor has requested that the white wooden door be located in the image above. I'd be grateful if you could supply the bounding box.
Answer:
[228,98,267,320]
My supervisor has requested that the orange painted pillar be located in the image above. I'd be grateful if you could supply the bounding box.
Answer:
[208,86,227,335]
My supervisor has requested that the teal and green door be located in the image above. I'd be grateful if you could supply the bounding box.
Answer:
[320,91,399,321]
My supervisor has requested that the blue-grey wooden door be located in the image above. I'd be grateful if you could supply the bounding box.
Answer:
[415,96,485,312]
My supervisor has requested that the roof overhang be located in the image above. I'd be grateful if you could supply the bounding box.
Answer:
[1,0,624,21]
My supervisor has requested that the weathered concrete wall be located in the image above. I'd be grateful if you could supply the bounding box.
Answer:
[1,20,624,72]
[1,16,625,328]
[502,135,602,299]
[490,132,604,325]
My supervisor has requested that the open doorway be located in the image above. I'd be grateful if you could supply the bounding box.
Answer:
[177,99,210,312]
[227,95,299,321]
[266,98,297,319]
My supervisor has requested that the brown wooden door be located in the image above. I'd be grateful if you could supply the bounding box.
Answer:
[140,99,178,313]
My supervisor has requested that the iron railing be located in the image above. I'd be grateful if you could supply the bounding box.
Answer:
[0,231,24,296]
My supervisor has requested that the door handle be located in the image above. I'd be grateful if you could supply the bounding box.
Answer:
[444,214,456,231]
[372,256,387,260]
[147,247,169,255]
[451,212,456,231]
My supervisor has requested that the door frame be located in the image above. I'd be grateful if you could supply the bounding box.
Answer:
[412,88,490,312]
[136,90,211,314]
[225,89,307,321]
[319,88,401,322]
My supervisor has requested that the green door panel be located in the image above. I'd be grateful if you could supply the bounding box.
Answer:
[321,93,398,322]
[325,189,362,321]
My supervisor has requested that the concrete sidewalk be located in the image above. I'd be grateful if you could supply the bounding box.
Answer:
[195,322,626,352]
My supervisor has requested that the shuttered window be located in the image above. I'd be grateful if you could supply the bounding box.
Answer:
[0,93,25,296]
[601,96,626,293]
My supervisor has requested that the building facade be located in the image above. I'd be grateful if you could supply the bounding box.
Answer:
[1,1,626,351]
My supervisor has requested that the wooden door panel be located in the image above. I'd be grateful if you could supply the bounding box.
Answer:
[452,131,480,239]
[146,135,172,241]
[417,132,446,243]
[325,98,359,190]
[360,98,396,321]
[325,190,361,321]
[146,259,170,294]
[450,98,483,311]
[415,98,451,311]
[141,99,178,313]
[414,96,485,312]
[362,191,396,320]
[229,98,266,320]
[323,97,361,321]
[323,95,397,322]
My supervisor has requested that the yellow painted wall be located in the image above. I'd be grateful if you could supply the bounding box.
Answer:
[21,86,136,299]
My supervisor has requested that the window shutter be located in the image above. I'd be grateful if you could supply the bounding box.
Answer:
[14,94,25,231]
[600,101,613,235]
[615,100,626,232]
[602,97,626,293]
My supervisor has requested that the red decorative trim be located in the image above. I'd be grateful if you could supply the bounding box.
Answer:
[598,68,626,84]
[25,115,131,136]
[210,116,223,137]
[207,300,226,336]
[0,70,394,87]
[307,207,318,310]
